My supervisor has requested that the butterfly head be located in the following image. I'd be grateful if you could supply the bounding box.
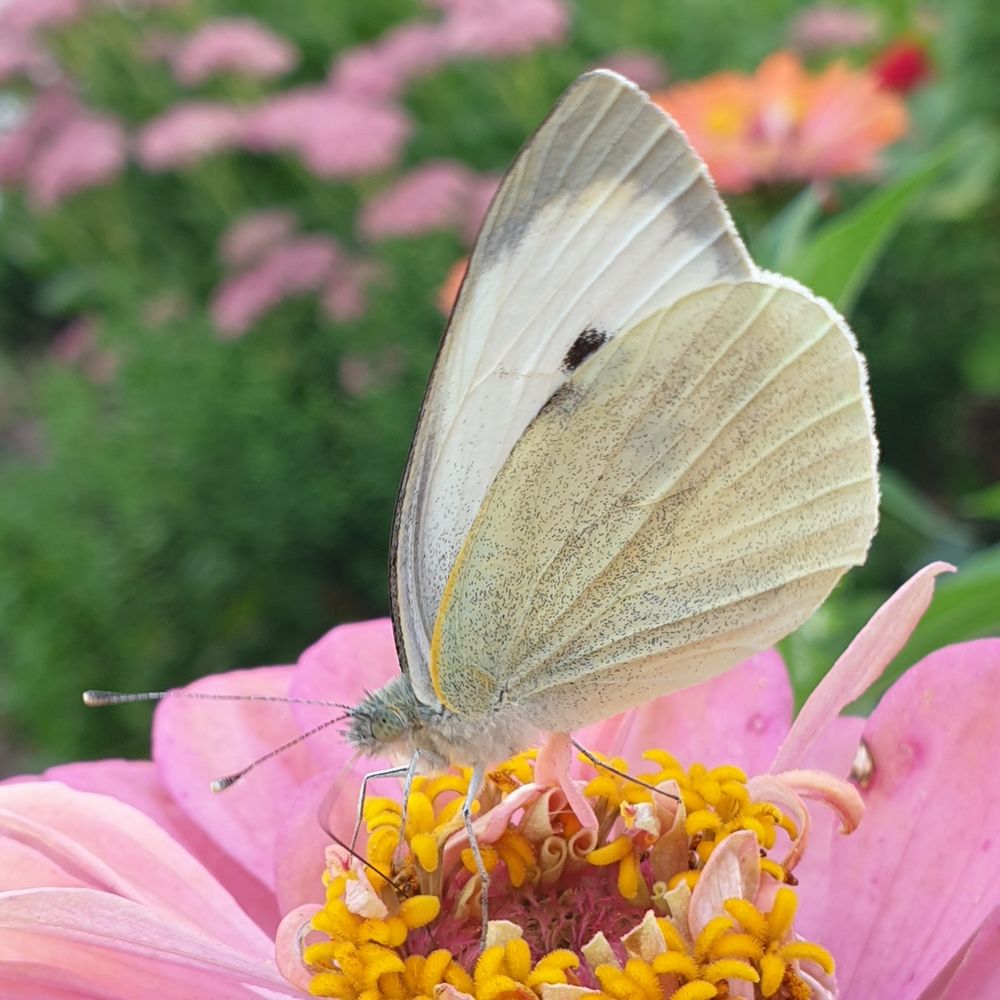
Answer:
[346,674,425,759]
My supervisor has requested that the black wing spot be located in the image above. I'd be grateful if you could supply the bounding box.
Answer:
[562,327,608,372]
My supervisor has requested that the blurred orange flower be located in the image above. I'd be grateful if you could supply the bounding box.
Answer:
[437,256,468,315]
[654,51,908,192]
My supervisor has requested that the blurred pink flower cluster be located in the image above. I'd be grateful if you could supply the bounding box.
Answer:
[211,211,380,338]
[2,0,568,207]
[49,316,118,382]
[0,88,127,209]
[359,160,500,245]
[330,0,569,99]
[163,17,298,86]
[789,5,881,52]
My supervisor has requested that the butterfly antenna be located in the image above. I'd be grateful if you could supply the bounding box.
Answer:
[570,736,680,803]
[210,715,350,792]
[83,689,351,710]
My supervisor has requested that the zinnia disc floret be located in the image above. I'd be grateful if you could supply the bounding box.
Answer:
[277,737,855,999]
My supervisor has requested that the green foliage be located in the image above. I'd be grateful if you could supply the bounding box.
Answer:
[0,0,997,770]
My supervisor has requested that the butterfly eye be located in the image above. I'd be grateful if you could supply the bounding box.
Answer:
[370,706,403,744]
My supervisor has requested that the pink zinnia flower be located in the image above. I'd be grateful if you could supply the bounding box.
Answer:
[169,17,298,86]
[2,563,998,997]
[789,5,881,52]
[218,209,298,268]
[26,113,127,209]
[654,51,909,192]
[135,101,245,170]
[243,87,410,178]
[210,235,342,338]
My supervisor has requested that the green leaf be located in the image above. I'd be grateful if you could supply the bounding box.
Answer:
[752,185,824,273]
[785,137,968,314]
[960,481,1000,521]
[879,466,974,550]
[850,544,1000,712]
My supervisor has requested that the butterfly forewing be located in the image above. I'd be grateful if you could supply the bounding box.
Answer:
[430,278,878,727]
[392,71,755,703]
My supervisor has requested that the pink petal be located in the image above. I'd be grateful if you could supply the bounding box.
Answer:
[688,829,761,934]
[917,907,1000,999]
[44,759,278,934]
[772,562,955,773]
[288,618,401,773]
[273,768,361,913]
[797,639,1000,996]
[152,665,325,892]
[0,838,87,892]
[275,902,322,992]
[535,733,598,831]
[0,783,268,953]
[0,888,299,997]
[576,650,792,776]
[774,769,864,834]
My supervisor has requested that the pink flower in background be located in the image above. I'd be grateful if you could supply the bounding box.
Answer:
[136,101,245,170]
[211,235,342,338]
[360,162,499,244]
[320,259,382,324]
[655,51,908,192]
[591,50,669,91]
[27,114,127,208]
[169,17,298,86]
[219,209,297,268]
[438,0,569,58]
[0,32,50,84]
[0,0,83,33]
[244,88,410,178]
[1,565,997,997]
[329,22,448,102]
[0,87,78,186]
[359,161,475,239]
[49,316,119,383]
[789,5,881,52]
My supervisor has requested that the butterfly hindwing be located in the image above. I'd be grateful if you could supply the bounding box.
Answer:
[429,278,878,727]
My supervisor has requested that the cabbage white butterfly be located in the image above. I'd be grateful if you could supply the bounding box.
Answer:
[342,69,878,930]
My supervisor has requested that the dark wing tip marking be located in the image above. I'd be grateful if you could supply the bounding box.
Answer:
[563,327,609,373]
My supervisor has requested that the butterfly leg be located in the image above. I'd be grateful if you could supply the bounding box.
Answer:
[351,764,409,854]
[398,749,424,837]
[461,761,489,950]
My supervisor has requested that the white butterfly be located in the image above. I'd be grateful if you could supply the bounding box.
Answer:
[345,70,879,784]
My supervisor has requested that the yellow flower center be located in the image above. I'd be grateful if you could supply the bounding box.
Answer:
[296,748,840,999]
